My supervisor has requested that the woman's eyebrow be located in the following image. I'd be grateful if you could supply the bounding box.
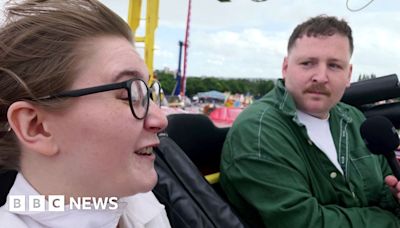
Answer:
[113,70,145,82]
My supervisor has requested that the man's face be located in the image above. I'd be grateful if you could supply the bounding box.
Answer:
[282,34,353,119]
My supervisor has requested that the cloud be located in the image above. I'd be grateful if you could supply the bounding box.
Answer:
[156,0,399,80]
[2,0,396,80]
[4,0,395,80]
[183,28,286,79]
[349,11,400,80]
[100,0,399,80]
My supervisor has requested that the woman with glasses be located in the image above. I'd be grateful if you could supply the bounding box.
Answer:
[0,0,170,227]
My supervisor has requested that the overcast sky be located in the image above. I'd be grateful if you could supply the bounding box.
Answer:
[2,0,399,81]
[100,0,400,81]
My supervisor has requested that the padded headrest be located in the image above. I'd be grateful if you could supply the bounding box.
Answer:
[165,114,229,175]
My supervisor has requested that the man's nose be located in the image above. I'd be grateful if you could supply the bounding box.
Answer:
[312,65,329,83]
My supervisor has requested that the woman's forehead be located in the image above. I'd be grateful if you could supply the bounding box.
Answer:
[75,37,149,85]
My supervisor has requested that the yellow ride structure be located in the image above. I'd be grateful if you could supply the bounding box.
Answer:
[127,0,159,83]
[126,0,220,185]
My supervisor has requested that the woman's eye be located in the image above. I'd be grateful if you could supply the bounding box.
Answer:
[119,91,130,101]
[119,94,129,100]
[130,93,139,103]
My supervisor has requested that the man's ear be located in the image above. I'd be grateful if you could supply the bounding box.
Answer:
[346,64,353,87]
[7,101,58,156]
[282,57,289,80]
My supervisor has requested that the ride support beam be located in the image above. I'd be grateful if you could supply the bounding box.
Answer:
[128,0,159,83]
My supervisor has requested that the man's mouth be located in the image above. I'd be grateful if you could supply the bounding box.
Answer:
[135,147,154,156]
[307,90,329,95]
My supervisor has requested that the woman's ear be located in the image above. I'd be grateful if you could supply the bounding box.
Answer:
[7,101,58,156]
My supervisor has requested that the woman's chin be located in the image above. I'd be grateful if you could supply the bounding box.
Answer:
[132,170,158,194]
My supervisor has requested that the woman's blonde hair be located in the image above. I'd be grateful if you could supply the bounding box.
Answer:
[0,0,133,170]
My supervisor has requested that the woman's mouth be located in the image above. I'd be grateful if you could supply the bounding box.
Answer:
[134,147,154,156]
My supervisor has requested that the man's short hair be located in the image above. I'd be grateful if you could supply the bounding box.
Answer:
[287,15,353,55]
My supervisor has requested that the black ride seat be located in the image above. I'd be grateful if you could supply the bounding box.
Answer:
[0,169,17,207]
[153,133,248,228]
[165,113,229,176]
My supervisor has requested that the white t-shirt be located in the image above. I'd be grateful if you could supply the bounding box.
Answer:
[297,110,344,174]
[0,173,171,228]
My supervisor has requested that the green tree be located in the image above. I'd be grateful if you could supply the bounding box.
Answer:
[186,77,206,97]
[156,70,175,95]
[357,73,376,81]
[155,69,275,98]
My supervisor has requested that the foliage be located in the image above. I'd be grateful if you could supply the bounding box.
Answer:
[357,73,376,81]
[155,70,275,97]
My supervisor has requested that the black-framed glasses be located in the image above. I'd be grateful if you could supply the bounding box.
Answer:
[37,78,162,120]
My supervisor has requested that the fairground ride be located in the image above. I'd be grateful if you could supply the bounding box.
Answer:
[126,0,265,94]
[126,0,191,99]
[127,0,159,84]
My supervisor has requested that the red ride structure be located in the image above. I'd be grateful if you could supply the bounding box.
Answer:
[180,0,192,97]
[172,0,192,97]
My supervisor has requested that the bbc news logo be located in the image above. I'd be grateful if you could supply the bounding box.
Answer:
[8,195,118,212]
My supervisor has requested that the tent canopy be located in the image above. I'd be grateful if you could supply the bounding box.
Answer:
[197,90,226,101]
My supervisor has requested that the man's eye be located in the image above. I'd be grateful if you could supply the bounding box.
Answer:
[301,61,312,66]
[329,63,342,69]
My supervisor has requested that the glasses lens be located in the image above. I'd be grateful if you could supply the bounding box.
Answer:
[150,81,162,107]
[130,80,149,119]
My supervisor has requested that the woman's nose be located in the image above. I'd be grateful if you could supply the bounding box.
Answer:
[143,101,168,133]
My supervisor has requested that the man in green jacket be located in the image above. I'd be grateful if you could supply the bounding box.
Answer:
[220,15,400,227]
